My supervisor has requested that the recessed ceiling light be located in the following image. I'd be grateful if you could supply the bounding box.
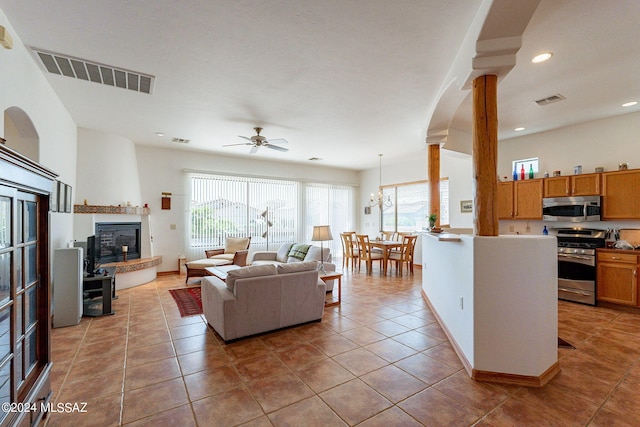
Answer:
[514,127,525,131]
[531,52,553,63]
[622,101,638,107]
[156,132,164,137]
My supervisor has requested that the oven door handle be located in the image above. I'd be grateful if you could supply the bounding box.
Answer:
[558,253,592,261]
[558,287,593,297]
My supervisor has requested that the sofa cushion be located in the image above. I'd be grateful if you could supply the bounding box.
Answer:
[226,264,277,292]
[288,244,311,261]
[225,237,250,254]
[276,261,318,275]
[276,243,294,263]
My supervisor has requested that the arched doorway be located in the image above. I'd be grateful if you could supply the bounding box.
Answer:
[4,106,40,162]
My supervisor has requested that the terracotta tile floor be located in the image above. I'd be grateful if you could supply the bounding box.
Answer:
[45,266,640,426]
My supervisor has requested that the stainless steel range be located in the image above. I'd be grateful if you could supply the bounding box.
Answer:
[554,228,606,305]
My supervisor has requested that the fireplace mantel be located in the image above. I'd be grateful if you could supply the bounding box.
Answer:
[74,204,150,215]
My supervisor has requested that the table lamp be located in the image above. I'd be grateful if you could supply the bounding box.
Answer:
[312,225,333,274]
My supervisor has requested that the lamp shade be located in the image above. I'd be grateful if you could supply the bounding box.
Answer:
[311,225,333,242]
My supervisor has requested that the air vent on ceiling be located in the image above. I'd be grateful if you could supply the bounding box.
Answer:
[171,137,190,144]
[534,94,566,106]
[31,48,155,94]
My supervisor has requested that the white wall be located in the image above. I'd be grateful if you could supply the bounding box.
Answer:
[76,128,142,206]
[134,145,359,272]
[0,9,77,257]
[498,111,640,178]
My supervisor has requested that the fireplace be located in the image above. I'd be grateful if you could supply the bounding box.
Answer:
[96,222,141,263]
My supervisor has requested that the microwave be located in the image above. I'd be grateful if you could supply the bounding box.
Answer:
[542,196,601,222]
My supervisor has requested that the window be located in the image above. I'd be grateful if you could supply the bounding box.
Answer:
[381,179,449,232]
[512,157,539,177]
[187,173,355,260]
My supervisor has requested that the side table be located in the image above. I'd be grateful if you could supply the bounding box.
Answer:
[320,272,342,307]
[205,264,242,282]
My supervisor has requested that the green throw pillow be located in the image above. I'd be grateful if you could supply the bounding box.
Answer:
[288,244,311,261]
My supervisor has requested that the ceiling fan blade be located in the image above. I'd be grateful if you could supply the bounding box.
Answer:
[266,138,288,145]
[223,142,253,147]
[266,144,289,152]
[249,146,259,154]
[238,135,253,141]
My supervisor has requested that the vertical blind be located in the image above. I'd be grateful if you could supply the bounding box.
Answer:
[188,173,355,260]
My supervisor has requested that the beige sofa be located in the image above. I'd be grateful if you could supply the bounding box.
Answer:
[202,262,325,341]
[250,242,336,291]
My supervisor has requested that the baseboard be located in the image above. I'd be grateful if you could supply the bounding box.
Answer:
[472,362,560,387]
[158,270,179,276]
[421,289,560,387]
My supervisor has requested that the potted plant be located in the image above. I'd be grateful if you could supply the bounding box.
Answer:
[428,213,437,229]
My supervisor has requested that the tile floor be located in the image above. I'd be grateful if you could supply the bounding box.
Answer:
[45,266,640,426]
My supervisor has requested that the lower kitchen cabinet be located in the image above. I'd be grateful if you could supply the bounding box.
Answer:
[597,252,638,306]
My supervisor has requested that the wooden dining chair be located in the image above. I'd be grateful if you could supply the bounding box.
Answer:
[388,235,417,276]
[340,232,360,270]
[356,234,384,275]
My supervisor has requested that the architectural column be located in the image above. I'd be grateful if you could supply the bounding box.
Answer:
[428,143,440,227]
[472,74,498,236]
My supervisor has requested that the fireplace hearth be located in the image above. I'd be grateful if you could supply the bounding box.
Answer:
[96,222,141,263]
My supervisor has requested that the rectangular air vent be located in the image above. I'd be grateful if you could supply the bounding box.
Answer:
[171,137,190,144]
[32,48,155,94]
[534,94,566,106]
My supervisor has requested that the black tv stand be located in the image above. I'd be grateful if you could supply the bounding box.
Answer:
[83,266,116,316]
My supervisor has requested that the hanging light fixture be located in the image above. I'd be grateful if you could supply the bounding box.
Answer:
[368,153,392,208]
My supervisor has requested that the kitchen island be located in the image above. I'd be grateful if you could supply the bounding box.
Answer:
[421,232,559,386]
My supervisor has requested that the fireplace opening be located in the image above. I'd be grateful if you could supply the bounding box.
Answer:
[95,222,141,263]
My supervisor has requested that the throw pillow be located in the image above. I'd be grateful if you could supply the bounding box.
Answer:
[276,243,294,263]
[226,264,277,292]
[224,237,250,254]
[288,244,311,261]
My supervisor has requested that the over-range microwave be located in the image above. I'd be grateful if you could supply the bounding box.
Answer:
[542,196,601,222]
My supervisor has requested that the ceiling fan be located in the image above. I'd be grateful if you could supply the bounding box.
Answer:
[223,127,289,154]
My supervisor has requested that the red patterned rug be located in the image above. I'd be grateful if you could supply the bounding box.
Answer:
[169,286,202,317]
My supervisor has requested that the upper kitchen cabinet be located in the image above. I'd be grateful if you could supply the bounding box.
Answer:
[497,179,543,220]
[602,169,640,219]
[514,179,543,219]
[497,182,514,219]
[543,173,601,197]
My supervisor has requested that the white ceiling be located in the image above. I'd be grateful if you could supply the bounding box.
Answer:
[1,0,639,170]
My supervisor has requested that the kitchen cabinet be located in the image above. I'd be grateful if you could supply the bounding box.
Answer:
[497,179,543,219]
[497,182,514,219]
[514,179,543,219]
[543,173,601,197]
[602,169,640,219]
[0,144,56,427]
[597,251,638,306]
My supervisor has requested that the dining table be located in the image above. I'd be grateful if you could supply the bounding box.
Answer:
[368,239,403,275]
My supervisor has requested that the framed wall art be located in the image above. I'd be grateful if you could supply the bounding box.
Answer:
[460,200,473,213]
[57,181,66,212]
[50,180,58,212]
[64,184,72,213]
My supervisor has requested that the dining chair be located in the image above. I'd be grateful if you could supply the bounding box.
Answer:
[340,232,360,271]
[356,234,385,275]
[388,235,417,276]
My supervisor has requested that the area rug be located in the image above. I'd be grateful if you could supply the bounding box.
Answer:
[558,337,575,349]
[169,286,202,317]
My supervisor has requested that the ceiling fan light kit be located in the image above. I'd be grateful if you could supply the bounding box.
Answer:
[223,126,289,154]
